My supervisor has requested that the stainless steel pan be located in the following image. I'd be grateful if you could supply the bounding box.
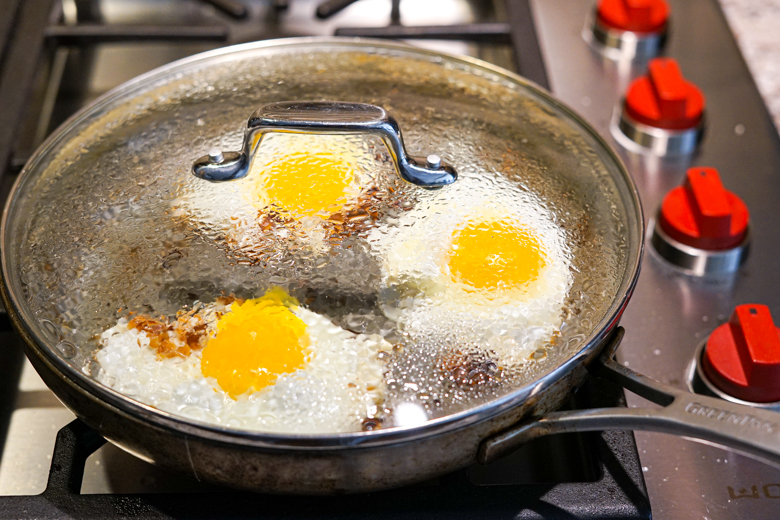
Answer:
[2,38,779,494]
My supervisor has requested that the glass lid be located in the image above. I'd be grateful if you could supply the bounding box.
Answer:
[2,39,641,437]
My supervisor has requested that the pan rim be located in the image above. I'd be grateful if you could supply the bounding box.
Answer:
[0,36,644,450]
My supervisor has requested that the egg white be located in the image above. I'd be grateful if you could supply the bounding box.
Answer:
[96,303,392,434]
[367,177,573,366]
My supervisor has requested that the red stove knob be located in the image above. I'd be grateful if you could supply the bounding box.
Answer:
[650,167,749,274]
[702,305,780,403]
[587,0,668,60]
[624,58,705,130]
[658,167,749,250]
[597,0,669,33]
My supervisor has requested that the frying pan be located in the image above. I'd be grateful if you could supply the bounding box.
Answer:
[2,38,779,494]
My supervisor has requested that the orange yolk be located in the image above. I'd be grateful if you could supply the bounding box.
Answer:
[447,218,546,291]
[200,288,309,398]
[255,151,356,218]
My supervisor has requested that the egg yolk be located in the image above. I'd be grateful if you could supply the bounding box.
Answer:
[254,151,356,218]
[201,288,309,398]
[447,218,546,291]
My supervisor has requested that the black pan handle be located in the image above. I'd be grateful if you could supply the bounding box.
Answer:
[191,101,458,189]
[478,327,780,468]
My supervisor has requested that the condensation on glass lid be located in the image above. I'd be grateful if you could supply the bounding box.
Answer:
[90,130,591,435]
[10,48,631,438]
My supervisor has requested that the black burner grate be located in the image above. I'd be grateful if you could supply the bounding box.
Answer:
[330,0,549,88]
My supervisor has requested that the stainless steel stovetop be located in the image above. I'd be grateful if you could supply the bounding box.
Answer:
[1,1,779,518]
[533,1,780,518]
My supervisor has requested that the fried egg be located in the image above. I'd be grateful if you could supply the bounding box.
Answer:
[174,133,399,257]
[96,288,392,434]
[368,178,572,366]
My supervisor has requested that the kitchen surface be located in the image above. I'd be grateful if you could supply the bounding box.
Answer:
[721,0,780,131]
[1,0,780,518]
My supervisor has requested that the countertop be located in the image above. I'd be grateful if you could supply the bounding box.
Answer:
[721,0,780,130]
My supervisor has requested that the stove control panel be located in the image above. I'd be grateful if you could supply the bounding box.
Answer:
[536,1,780,517]
[650,167,750,275]
[613,58,705,156]
[700,305,780,404]
[586,0,669,59]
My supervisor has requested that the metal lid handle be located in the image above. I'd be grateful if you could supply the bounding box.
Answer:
[192,101,457,189]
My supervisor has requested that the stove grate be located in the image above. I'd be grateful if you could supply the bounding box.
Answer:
[331,0,549,88]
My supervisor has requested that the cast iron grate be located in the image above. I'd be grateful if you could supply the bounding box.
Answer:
[328,0,549,88]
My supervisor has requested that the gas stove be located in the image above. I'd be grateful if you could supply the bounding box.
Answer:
[0,1,778,519]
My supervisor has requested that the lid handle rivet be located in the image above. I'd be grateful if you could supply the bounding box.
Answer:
[426,154,442,169]
[209,149,225,164]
